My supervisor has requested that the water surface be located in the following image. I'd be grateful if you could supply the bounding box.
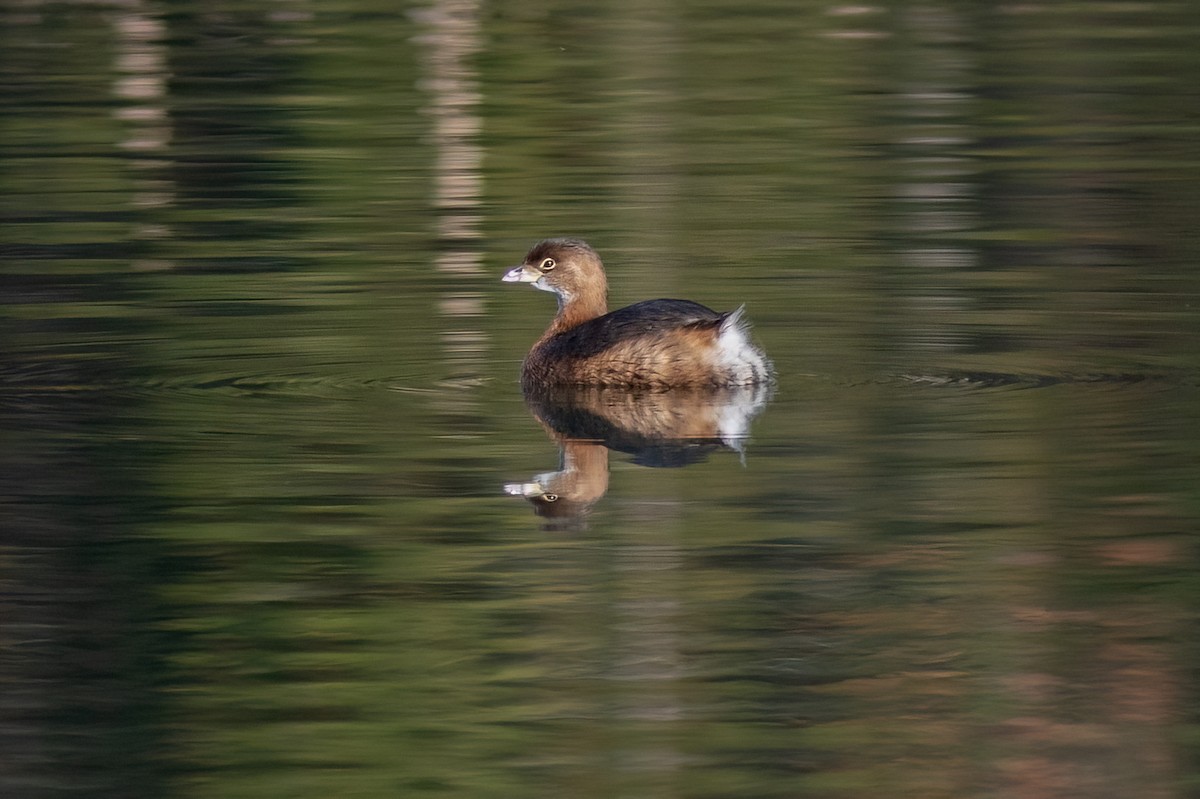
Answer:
[3,2,1200,797]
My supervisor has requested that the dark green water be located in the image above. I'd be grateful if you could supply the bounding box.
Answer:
[4,2,1200,797]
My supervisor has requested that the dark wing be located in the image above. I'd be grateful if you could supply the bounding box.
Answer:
[545,299,725,360]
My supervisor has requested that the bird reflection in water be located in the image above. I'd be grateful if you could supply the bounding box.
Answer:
[505,383,772,527]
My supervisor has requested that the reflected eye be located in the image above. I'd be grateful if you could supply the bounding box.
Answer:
[543,493,559,502]
[540,257,556,271]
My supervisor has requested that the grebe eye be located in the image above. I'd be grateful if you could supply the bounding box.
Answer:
[540,257,556,271]
[543,493,559,502]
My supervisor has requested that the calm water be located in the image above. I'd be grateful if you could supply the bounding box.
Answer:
[4,2,1200,797]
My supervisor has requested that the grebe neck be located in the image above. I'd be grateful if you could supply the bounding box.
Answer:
[546,288,607,336]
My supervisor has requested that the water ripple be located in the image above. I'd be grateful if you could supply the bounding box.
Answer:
[796,369,1194,394]
[0,366,457,402]
[0,364,1194,405]
[890,370,1172,390]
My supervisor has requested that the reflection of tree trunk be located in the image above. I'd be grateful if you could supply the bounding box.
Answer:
[889,4,977,358]
[414,0,487,399]
[113,4,175,271]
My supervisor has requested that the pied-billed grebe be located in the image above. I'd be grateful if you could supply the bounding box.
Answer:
[502,238,773,388]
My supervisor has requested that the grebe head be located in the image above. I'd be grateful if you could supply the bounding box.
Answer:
[501,238,608,307]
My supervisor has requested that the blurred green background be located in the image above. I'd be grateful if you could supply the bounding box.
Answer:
[3,2,1200,797]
